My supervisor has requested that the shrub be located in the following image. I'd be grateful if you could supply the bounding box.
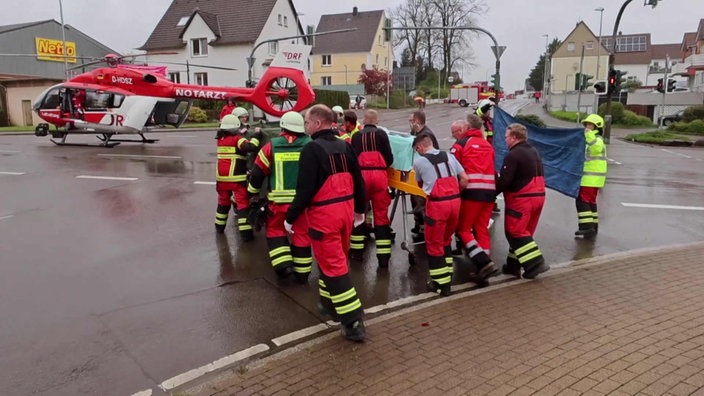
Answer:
[668,121,689,132]
[514,114,546,128]
[598,102,624,123]
[188,106,209,123]
[313,89,352,109]
[683,105,704,123]
[685,119,704,134]
[619,110,653,127]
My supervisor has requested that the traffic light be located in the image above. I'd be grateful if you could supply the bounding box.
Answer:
[593,81,607,95]
[667,79,676,92]
[615,70,627,91]
[575,72,581,90]
[608,69,617,95]
[305,25,315,46]
[490,73,498,88]
[582,74,594,92]
[384,18,392,42]
[656,78,664,93]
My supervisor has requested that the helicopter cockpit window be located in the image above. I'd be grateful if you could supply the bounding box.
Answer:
[39,88,61,109]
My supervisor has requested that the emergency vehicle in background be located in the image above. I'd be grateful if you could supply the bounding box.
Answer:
[449,81,502,107]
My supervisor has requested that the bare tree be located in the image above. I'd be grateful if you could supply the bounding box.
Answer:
[391,0,487,82]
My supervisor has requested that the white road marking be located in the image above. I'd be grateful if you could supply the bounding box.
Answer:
[661,148,692,159]
[0,149,20,153]
[159,343,269,391]
[170,135,197,138]
[607,158,622,165]
[76,175,138,181]
[97,154,182,160]
[0,171,26,175]
[131,390,152,396]
[272,323,330,347]
[622,202,704,211]
[194,181,216,185]
[0,215,14,221]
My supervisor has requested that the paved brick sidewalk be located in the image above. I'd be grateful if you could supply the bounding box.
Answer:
[184,242,704,396]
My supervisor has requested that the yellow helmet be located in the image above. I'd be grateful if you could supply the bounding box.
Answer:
[219,114,241,131]
[280,111,305,133]
[582,114,604,129]
[231,107,249,118]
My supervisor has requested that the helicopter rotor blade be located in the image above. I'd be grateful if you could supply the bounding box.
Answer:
[146,61,237,71]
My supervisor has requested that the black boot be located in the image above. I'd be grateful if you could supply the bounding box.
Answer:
[427,280,451,297]
[341,319,365,342]
[523,258,550,279]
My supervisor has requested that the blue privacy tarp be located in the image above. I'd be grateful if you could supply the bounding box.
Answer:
[492,107,584,198]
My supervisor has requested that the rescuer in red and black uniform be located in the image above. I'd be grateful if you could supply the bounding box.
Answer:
[450,116,498,283]
[214,114,262,240]
[248,111,313,283]
[413,134,468,296]
[286,104,367,342]
[476,96,501,215]
[349,109,394,268]
[495,123,550,279]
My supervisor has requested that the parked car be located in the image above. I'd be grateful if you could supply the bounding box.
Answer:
[350,95,366,109]
[658,110,685,126]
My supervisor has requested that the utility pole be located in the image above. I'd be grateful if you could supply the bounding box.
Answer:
[576,44,585,125]
[659,55,669,128]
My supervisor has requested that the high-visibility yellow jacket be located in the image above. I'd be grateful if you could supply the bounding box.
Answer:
[581,129,607,188]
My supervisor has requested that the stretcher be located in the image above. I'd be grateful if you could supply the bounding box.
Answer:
[384,130,427,265]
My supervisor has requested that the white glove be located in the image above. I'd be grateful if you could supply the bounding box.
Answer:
[353,213,365,228]
[284,220,294,234]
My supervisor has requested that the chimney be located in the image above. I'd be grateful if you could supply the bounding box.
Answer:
[353,7,358,16]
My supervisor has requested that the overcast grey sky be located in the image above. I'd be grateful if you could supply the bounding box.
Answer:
[1,0,702,92]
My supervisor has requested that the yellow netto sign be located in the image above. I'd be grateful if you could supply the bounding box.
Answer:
[35,37,77,63]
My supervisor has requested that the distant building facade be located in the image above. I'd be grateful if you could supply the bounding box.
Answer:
[0,20,118,126]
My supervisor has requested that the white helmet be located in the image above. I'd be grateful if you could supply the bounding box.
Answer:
[219,114,241,131]
[231,107,249,118]
[332,105,344,117]
[280,111,305,133]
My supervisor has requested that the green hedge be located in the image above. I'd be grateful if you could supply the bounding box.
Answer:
[668,120,704,135]
[683,105,704,123]
[598,102,625,123]
[619,110,654,127]
[312,89,350,109]
[624,130,691,144]
[549,110,586,122]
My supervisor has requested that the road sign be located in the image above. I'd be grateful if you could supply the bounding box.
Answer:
[491,45,506,59]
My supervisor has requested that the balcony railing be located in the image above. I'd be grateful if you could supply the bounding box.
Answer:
[684,54,704,69]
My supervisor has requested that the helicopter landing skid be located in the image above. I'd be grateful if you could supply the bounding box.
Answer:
[51,139,120,148]
[97,133,159,144]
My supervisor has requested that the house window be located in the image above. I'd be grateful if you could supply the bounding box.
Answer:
[168,72,180,83]
[191,38,208,56]
[284,16,288,27]
[322,54,331,66]
[376,54,379,65]
[278,14,282,26]
[269,42,278,55]
[194,72,208,86]
[586,41,593,50]
[177,16,189,27]
[567,42,575,51]
[321,76,332,85]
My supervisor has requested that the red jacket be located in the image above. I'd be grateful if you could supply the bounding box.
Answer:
[450,128,495,202]
[220,104,236,120]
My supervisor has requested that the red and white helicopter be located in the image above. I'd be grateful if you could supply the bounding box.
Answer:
[30,44,314,147]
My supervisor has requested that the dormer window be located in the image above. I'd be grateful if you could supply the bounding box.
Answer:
[177,16,189,27]
[191,38,208,57]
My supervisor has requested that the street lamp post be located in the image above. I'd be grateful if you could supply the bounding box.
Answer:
[542,34,549,99]
[58,0,69,79]
[593,7,604,114]
[344,64,348,86]
[594,7,604,80]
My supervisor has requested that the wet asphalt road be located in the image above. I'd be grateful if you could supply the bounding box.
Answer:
[1,99,704,395]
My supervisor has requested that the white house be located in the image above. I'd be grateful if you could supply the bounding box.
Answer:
[139,0,306,89]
